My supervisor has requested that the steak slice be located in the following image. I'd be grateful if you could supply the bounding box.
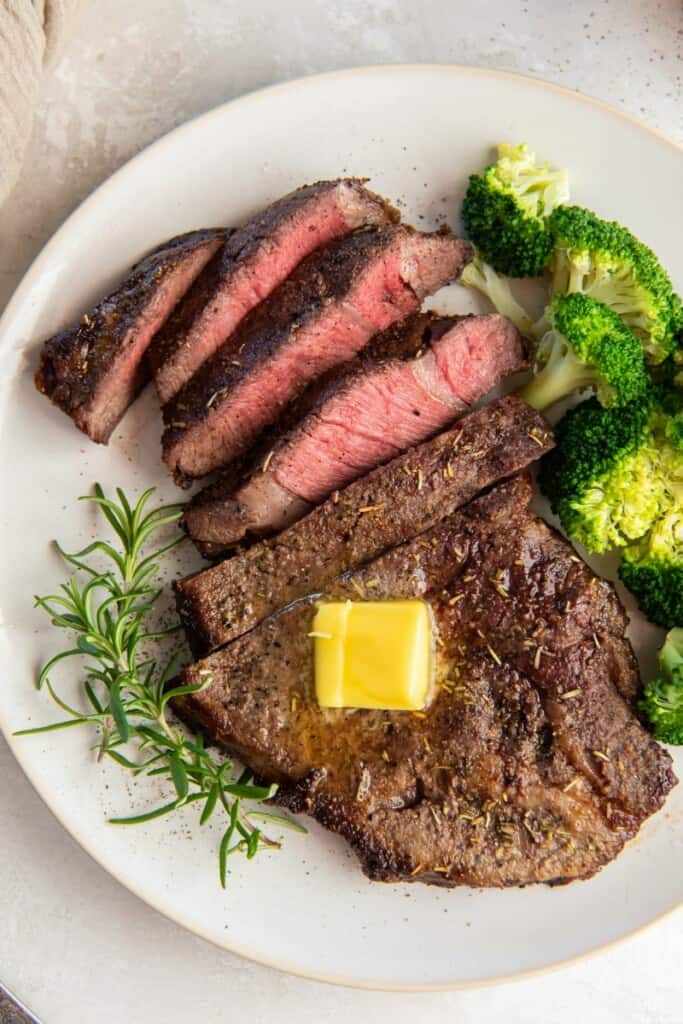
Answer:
[35,229,225,443]
[174,476,677,888]
[162,225,472,485]
[184,313,525,547]
[149,179,397,403]
[175,396,553,651]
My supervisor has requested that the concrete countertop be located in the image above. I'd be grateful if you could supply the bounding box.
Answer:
[1,1,681,1021]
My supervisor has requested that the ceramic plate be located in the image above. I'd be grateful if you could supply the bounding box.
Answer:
[0,65,681,990]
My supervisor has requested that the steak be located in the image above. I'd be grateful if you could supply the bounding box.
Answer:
[184,313,525,548]
[35,229,225,443]
[176,396,553,651]
[174,476,677,888]
[149,179,397,403]
[162,225,472,485]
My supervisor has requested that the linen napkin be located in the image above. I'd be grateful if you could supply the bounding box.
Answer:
[0,0,82,206]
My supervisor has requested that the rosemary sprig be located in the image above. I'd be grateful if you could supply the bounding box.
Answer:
[16,484,304,886]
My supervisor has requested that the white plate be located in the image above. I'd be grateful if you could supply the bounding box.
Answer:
[0,65,681,990]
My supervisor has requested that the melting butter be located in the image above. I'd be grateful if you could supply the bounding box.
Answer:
[312,600,432,710]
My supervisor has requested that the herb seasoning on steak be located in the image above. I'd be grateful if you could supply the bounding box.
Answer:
[174,476,676,888]
[175,395,553,650]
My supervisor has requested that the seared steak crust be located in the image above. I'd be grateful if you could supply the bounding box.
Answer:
[175,396,553,651]
[174,477,676,888]
[35,228,225,443]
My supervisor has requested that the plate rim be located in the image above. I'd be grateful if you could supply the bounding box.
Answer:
[1,62,681,991]
[2,60,681,346]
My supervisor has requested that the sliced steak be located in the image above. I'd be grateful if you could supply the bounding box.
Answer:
[183,313,437,551]
[35,229,225,443]
[175,396,553,650]
[149,179,397,403]
[174,476,676,888]
[162,225,472,485]
[185,313,525,547]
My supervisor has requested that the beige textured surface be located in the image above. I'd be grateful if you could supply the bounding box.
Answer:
[0,0,81,204]
[1,2,682,1022]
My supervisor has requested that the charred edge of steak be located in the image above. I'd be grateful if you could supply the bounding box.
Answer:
[35,228,226,443]
[219,178,400,269]
[146,241,232,377]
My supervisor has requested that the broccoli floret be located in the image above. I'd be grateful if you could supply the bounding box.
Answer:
[620,508,683,628]
[672,318,683,384]
[657,384,683,450]
[460,255,535,337]
[521,292,650,411]
[639,628,683,744]
[538,393,673,554]
[548,205,681,364]
[462,143,569,277]
[666,413,683,451]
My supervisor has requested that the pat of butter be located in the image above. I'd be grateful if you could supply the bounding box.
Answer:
[312,600,432,710]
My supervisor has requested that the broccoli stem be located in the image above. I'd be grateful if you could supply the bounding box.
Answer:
[550,252,588,296]
[520,335,602,411]
[530,309,551,341]
[460,259,534,337]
